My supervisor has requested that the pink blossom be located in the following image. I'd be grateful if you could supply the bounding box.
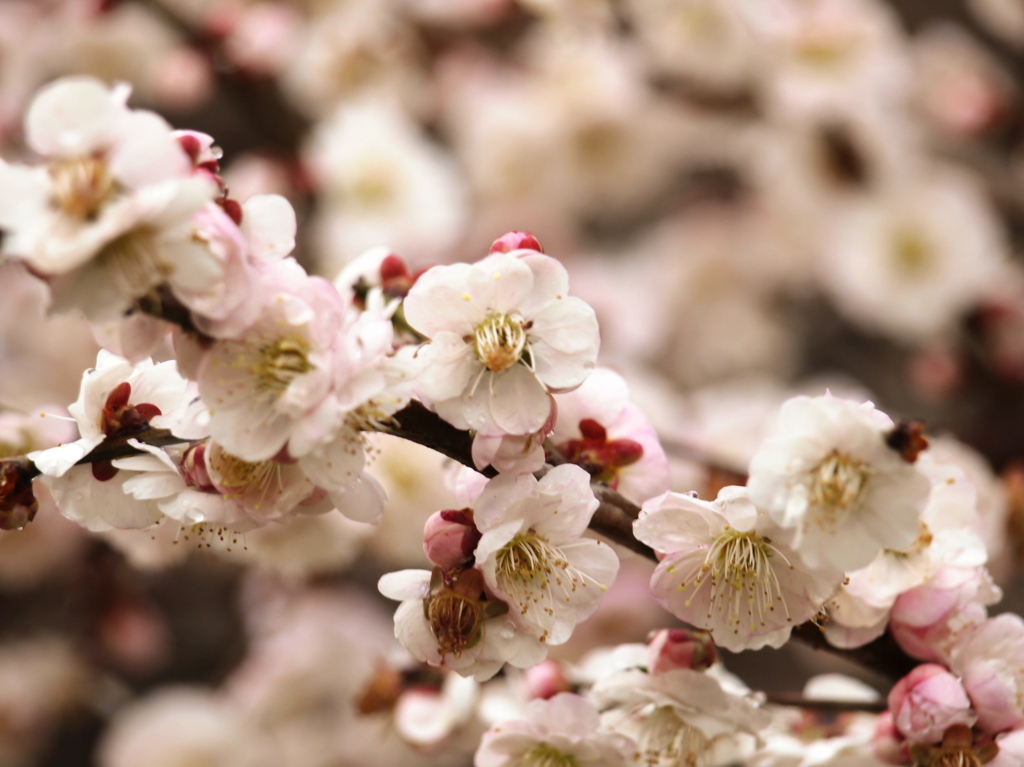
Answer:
[647,628,718,674]
[888,664,976,745]
[951,614,1024,734]
[890,565,1001,664]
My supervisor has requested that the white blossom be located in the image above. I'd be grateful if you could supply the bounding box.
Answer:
[747,394,931,571]
[404,250,599,438]
[635,486,843,652]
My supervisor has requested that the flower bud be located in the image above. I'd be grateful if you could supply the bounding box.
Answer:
[0,459,38,530]
[888,664,975,745]
[423,508,481,570]
[524,660,572,700]
[488,231,543,254]
[647,628,717,674]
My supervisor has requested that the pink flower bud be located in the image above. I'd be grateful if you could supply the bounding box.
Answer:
[488,231,543,254]
[888,664,976,745]
[524,660,572,700]
[423,508,481,570]
[647,628,717,673]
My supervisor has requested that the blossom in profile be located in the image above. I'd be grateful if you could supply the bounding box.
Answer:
[634,485,842,652]
[379,566,546,681]
[474,693,634,767]
[404,247,599,439]
[747,394,931,571]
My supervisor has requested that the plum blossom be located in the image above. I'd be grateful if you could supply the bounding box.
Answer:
[404,248,599,439]
[887,664,976,745]
[950,614,1024,734]
[472,465,620,645]
[824,453,991,649]
[0,76,217,322]
[194,259,409,522]
[591,665,768,767]
[747,394,931,572]
[379,566,547,681]
[634,485,843,652]
[890,565,1002,665]
[474,693,634,767]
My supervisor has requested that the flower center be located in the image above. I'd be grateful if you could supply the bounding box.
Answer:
[809,450,870,514]
[255,338,312,393]
[495,532,604,640]
[638,706,708,767]
[516,744,579,767]
[473,313,528,373]
[893,229,931,275]
[426,590,483,658]
[676,528,791,632]
[206,443,284,511]
[49,155,117,220]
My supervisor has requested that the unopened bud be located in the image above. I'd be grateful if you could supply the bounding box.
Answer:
[888,664,974,745]
[524,660,572,700]
[489,231,543,254]
[423,508,481,570]
[647,628,717,674]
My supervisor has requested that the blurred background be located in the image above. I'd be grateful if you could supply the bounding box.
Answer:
[2,0,1024,764]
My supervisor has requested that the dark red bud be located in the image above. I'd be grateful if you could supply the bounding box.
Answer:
[0,460,38,530]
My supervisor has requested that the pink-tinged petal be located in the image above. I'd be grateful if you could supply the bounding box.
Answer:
[488,365,551,435]
[416,332,478,404]
[529,296,600,355]
[299,432,364,491]
[531,344,598,393]
[634,492,721,553]
[242,194,296,260]
[403,263,482,337]
[109,110,191,187]
[379,569,432,601]
[516,252,570,317]
[45,465,163,532]
[0,163,49,235]
[531,465,600,541]
[328,472,386,524]
[474,474,538,531]
[207,401,291,462]
[465,253,534,316]
[25,76,127,157]
[472,432,546,475]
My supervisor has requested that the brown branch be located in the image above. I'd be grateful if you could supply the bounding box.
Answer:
[763,691,886,713]
[378,401,921,681]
